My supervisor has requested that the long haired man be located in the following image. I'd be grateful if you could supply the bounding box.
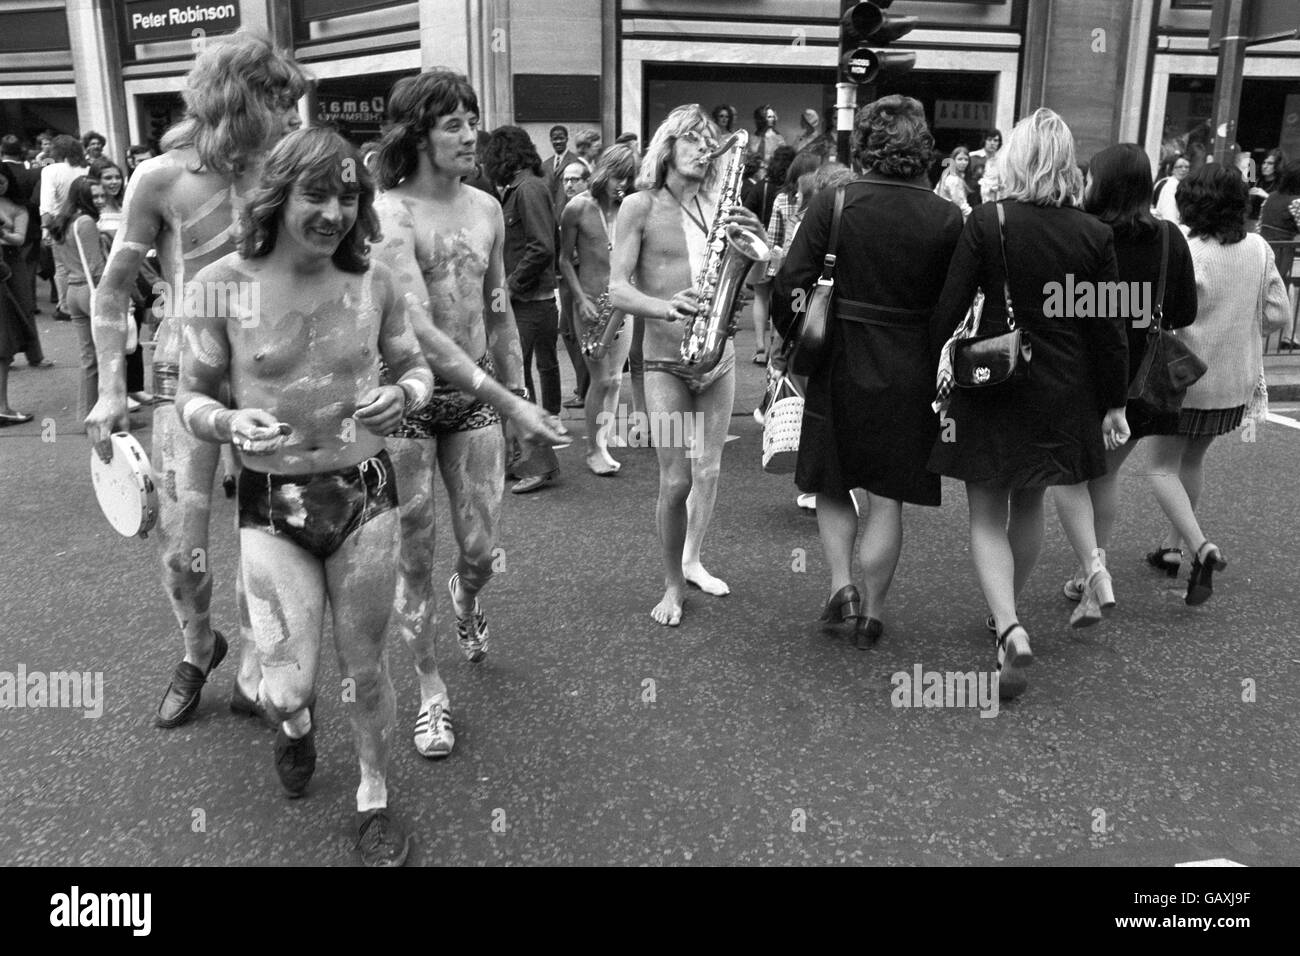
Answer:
[371,71,564,757]
[84,31,306,728]
[175,128,441,864]
[558,143,638,474]
[608,105,767,625]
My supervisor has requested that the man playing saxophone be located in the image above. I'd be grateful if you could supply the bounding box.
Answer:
[609,105,768,626]
[559,143,638,475]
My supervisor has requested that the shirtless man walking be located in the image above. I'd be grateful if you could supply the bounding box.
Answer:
[558,143,638,474]
[608,105,767,625]
[370,71,552,757]
[176,127,556,864]
[84,31,305,727]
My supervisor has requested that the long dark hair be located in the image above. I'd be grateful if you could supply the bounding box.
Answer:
[375,69,480,190]
[1275,158,1300,195]
[483,126,542,186]
[1259,148,1287,190]
[239,128,379,273]
[49,178,100,242]
[1178,164,1249,244]
[589,144,638,204]
[1084,143,1158,240]
[765,145,796,186]
[782,151,820,200]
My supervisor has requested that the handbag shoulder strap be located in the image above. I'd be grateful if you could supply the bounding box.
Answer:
[1150,218,1169,336]
[995,202,1014,329]
[821,185,846,280]
[72,215,97,293]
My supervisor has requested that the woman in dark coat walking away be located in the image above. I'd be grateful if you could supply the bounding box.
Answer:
[1062,143,1197,601]
[772,95,963,647]
[926,108,1130,700]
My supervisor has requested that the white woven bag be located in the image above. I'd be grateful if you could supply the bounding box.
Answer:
[762,374,804,474]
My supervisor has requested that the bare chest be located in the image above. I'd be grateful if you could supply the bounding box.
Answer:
[229,275,383,381]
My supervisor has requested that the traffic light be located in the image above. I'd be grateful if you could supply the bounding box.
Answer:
[838,1,917,86]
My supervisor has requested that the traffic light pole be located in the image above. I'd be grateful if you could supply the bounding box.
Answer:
[837,0,857,166]
[836,81,855,166]
[1210,0,1247,167]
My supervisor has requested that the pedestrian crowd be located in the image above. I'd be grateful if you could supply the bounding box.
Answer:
[1,29,1295,866]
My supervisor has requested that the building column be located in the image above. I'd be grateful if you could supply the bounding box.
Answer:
[419,0,512,126]
[1117,0,1159,144]
[601,0,617,143]
[65,0,129,159]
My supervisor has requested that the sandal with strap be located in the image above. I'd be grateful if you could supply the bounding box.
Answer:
[1070,549,1115,629]
[996,623,1033,701]
[1186,541,1227,606]
[1145,547,1183,578]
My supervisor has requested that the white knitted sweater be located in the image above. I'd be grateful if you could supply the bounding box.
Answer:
[1179,230,1289,410]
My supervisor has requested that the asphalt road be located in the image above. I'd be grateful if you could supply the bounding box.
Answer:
[2,316,1298,866]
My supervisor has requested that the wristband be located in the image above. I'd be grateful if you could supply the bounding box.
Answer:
[508,386,529,401]
[470,367,487,394]
[398,376,431,413]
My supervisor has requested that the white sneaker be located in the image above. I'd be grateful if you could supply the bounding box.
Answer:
[796,493,816,511]
[448,573,489,662]
[413,697,455,758]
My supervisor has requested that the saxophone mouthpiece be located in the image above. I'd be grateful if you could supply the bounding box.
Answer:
[710,134,740,160]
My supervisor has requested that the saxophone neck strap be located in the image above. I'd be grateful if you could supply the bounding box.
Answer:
[821,185,846,280]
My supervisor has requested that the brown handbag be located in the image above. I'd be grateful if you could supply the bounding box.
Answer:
[953,203,1031,389]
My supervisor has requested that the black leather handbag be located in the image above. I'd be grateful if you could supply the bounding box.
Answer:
[1127,220,1206,415]
[953,203,1031,389]
[788,185,845,376]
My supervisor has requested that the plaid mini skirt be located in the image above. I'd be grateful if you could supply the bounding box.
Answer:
[1177,405,1245,438]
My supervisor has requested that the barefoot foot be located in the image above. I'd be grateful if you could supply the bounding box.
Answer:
[651,587,685,626]
[586,451,620,476]
[682,563,729,596]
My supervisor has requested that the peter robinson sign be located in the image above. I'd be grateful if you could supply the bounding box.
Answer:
[124,0,241,44]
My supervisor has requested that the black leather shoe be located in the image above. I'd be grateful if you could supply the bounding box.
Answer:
[274,725,316,799]
[1186,542,1226,606]
[852,617,884,649]
[819,584,863,632]
[155,630,228,728]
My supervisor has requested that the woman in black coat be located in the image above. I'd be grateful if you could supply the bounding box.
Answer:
[772,95,963,647]
[926,109,1130,700]
[1065,143,1196,597]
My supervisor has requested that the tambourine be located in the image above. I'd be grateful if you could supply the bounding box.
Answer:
[90,432,159,538]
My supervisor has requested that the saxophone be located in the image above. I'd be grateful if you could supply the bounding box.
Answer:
[678,129,771,376]
[579,291,623,359]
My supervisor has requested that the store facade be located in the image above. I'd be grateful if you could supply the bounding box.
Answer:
[0,1,1295,174]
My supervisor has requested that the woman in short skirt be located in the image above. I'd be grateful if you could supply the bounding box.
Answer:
[1143,164,1290,604]
[927,109,1130,700]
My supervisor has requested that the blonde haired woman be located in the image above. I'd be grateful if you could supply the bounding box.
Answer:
[928,108,1130,700]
